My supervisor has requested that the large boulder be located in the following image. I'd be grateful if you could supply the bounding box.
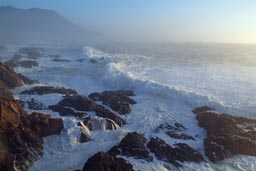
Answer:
[0,97,64,170]
[55,95,125,126]
[48,104,86,118]
[89,90,136,115]
[0,62,35,89]
[82,152,134,171]
[109,132,153,162]
[21,86,77,95]
[4,54,23,68]
[147,137,205,167]
[193,106,256,162]
[29,112,64,137]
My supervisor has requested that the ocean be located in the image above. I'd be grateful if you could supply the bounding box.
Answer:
[2,42,256,171]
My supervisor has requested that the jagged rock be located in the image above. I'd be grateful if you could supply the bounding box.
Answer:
[89,90,136,115]
[82,152,134,171]
[147,137,205,167]
[77,59,85,62]
[0,62,35,89]
[0,97,64,170]
[194,107,256,162]
[48,104,86,118]
[157,122,195,140]
[57,95,125,126]
[109,132,153,161]
[4,54,23,67]
[29,112,64,137]
[89,58,97,63]
[19,47,43,59]
[21,86,77,95]
[27,98,44,110]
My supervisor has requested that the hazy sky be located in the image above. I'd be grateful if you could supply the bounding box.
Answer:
[1,0,256,43]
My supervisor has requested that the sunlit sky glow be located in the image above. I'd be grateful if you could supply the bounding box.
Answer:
[1,0,256,43]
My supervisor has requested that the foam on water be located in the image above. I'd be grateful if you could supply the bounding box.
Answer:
[3,44,255,171]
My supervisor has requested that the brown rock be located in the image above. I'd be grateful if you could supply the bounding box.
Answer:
[49,104,86,118]
[89,90,136,115]
[109,132,153,162]
[147,137,205,167]
[21,86,77,95]
[195,108,256,162]
[0,62,35,89]
[82,152,134,171]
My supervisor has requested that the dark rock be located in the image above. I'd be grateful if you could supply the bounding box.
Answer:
[19,47,43,59]
[21,86,77,95]
[49,104,86,118]
[109,132,153,162]
[18,60,39,68]
[77,121,92,143]
[27,98,44,110]
[157,122,195,140]
[147,137,205,167]
[0,97,64,170]
[192,106,214,115]
[57,95,125,126]
[82,152,134,171]
[51,55,70,62]
[89,58,97,63]
[195,108,256,162]
[89,90,136,115]
[0,62,35,89]
[79,132,91,143]
[4,54,23,67]
[29,112,64,137]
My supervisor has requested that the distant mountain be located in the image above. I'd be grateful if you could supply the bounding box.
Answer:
[0,6,98,43]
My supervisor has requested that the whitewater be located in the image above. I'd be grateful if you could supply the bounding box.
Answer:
[1,43,256,171]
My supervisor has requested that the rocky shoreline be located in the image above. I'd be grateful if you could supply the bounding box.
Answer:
[1,47,256,171]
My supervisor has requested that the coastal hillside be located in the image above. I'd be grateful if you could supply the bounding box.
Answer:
[0,6,97,43]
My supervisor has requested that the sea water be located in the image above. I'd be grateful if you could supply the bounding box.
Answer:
[1,42,256,171]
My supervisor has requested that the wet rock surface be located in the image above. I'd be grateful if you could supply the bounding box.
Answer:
[21,86,77,95]
[89,90,136,115]
[157,122,195,140]
[0,97,64,171]
[48,104,86,118]
[0,62,35,89]
[82,152,134,171]
[56,95,125,126]
[83,116,119,131]
[109,132,153,162]
[147,137,205,167]
[51,55,71,62]
[194,106,256,162]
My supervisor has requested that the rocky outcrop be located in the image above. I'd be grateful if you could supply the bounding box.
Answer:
[48,104,86,118]
[0,62,35,89]
[147,137,205,167]
[0,97,64,171]
[4,54,39,68]
[82,152,134,171]
[51,55,70,62]
[19,47,43,59]
[21,86,77,95]
[55,95,125,126]
[83,117,119,131]
[89,90,136,115]
[109,132,153,162]
[157,122,195,140]
[193,106,256,162]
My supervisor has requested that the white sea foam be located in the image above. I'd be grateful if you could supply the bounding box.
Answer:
[3,44,255,171]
